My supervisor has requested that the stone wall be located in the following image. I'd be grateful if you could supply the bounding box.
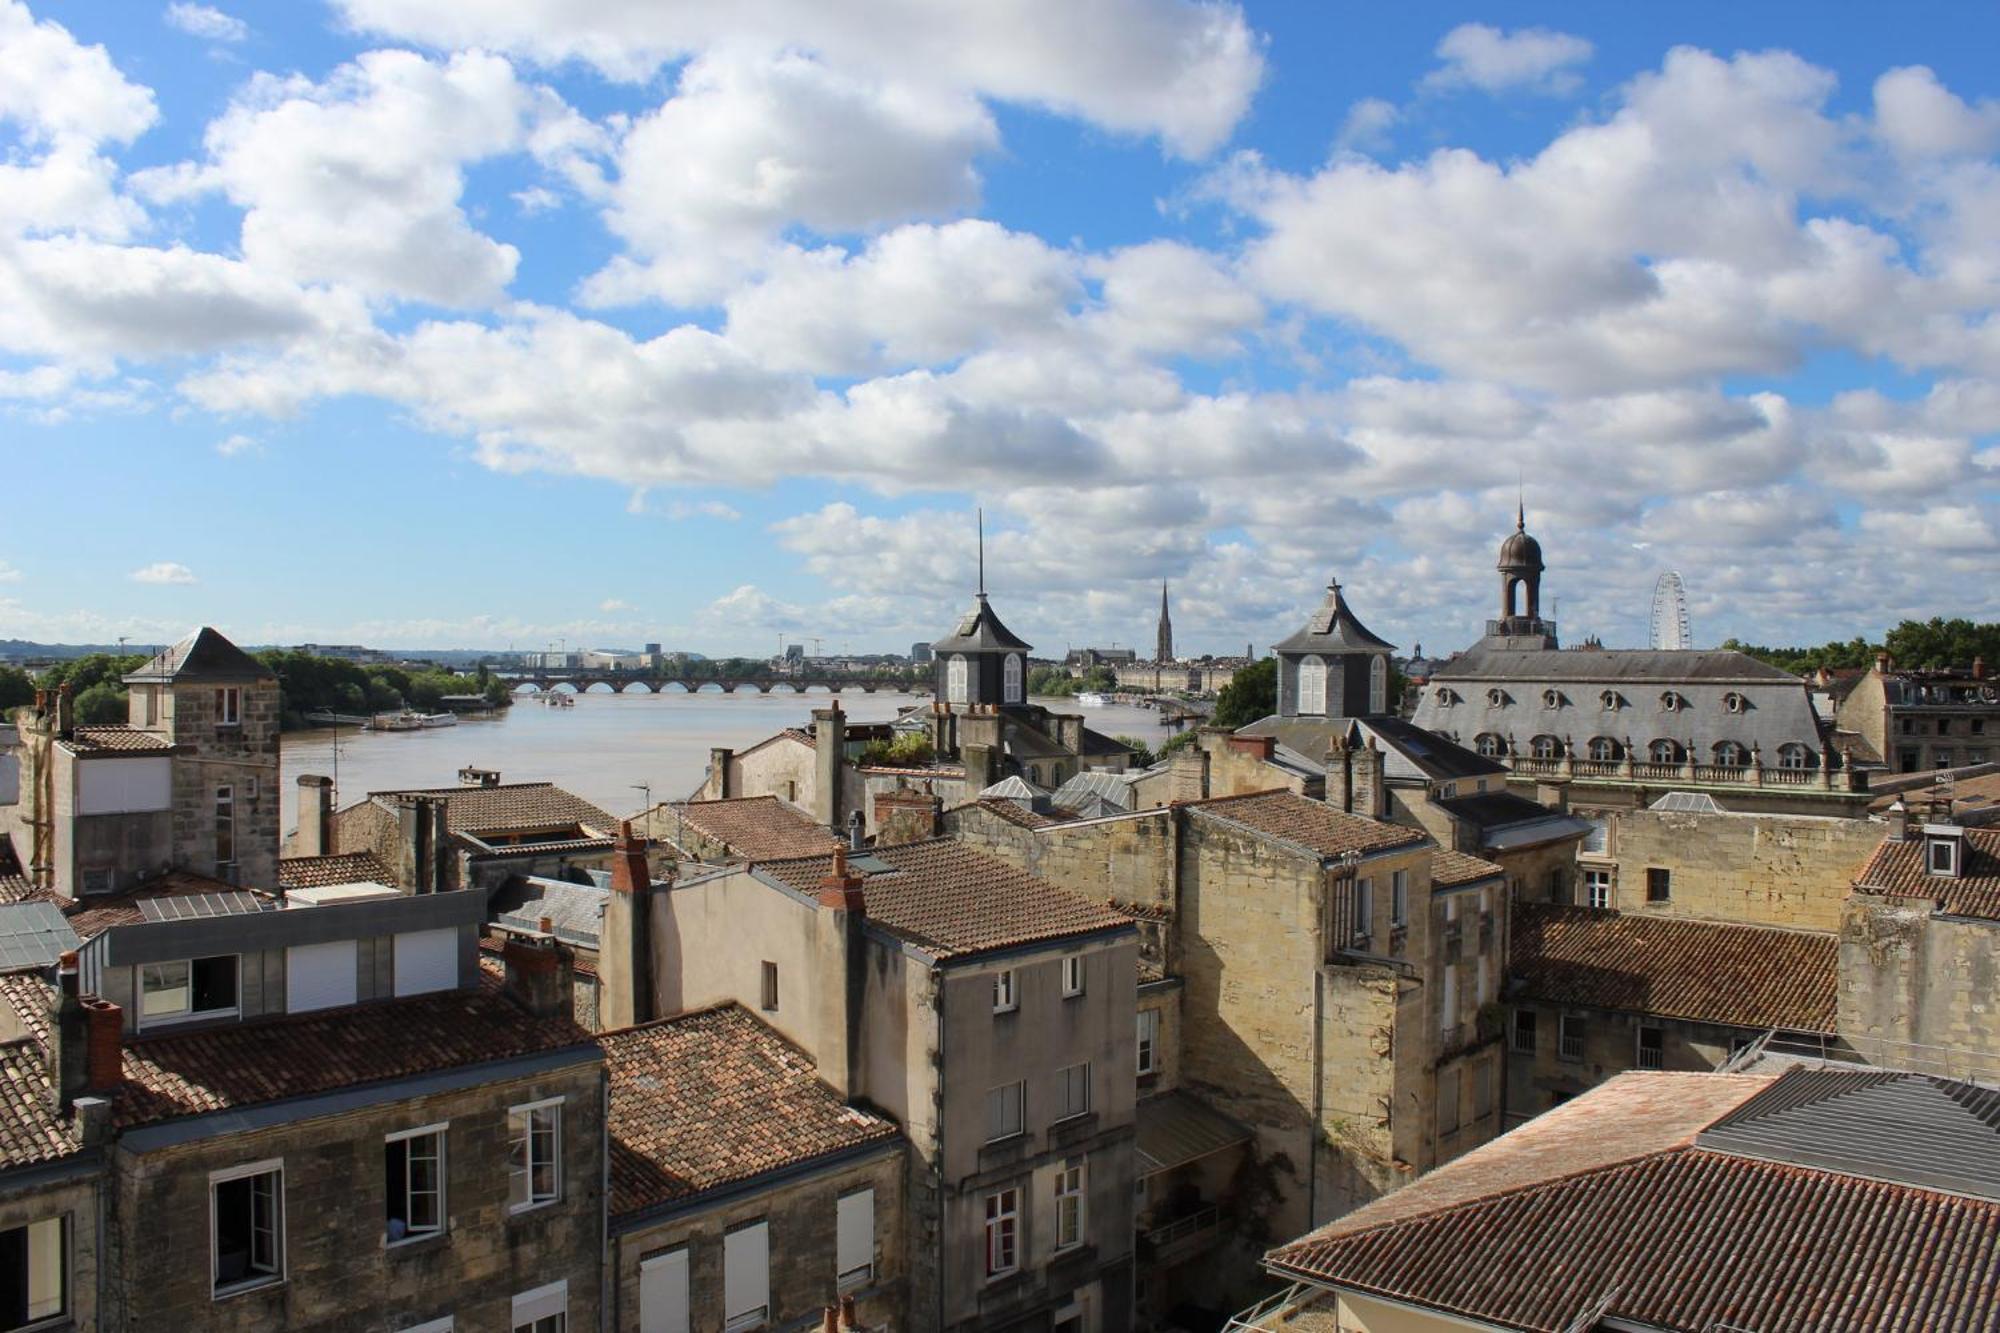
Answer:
[610,1145,906,1332]
[108,1060,604,1331]
[1577,807,1882,930]
[1839,896,2000,1078]
[166,678,282,889]
[0,1170,101,1330]
[1502,1002,1759,1122]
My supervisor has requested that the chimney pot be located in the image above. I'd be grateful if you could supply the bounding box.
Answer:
[838,1295,859,1330]
[82,997,122,1095]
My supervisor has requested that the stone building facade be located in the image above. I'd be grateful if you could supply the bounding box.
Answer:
[1832,655,2000,774]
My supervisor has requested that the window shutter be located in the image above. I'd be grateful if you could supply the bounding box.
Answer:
[511,1279,567,1325]
[286,939,358,1012]
[836,1189,874,1282]
[723,1222,769,1323]
[393,928,459,997]
[640,1249,690,1333]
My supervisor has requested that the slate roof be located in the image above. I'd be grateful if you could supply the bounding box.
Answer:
[1077,726,1132,757]
[1854,826,2000,921]
[931,593,1032,654]
[1052,769,1139,812]
[946,797,1066,830]
[603,1004,900,1222]
[0,1038,80,1170]
[122,627,273,683]
[757,840,1131,960]
[59,726,175,755]
[1189,790,1429,861]
[278,851,395,890]
[0,958,592,1132]
[362,782,616,836]
[1432,645,1802,684]
[1266,1069,2000,1333]
[1273,581,1397,655]
[671,795,838,862]
[1509,903,1838,1032]
[1428,849,1505,889]
[493,876,609,948]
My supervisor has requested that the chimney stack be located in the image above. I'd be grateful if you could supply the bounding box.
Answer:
[501,927,572,1020]
[815,846,867,1097]
[295,775,334,858]
[1326,737,1353,813]
[846,809,866,851]
[709,747,734,800]
[53,683,74,739]
[600,820,655,1029]
[1351,737,1383,819]
[1974,656,1988,681]
[47,953,87,1111]
[813,707,846,829]
[838,1295,859,1329]
[82,997,123,1095]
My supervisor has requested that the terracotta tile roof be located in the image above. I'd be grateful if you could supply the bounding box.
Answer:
[278,851,395,890]
[0,1039,81,1170]
[0,876,39,906]
[672,795,839,861]
[1189,790,1429,861]
[1267,1071,2000,1333]
[470,835,617,858]
[758,840,1132,960]
[365,782,616,836]
[60,726,175,754]
[1510,903,1837,1032]
[1855,826,2000,921]
[1429,848,1505,888]
[0,958,593,1131]
[603,1004,899,1221]
[58,870,277,940]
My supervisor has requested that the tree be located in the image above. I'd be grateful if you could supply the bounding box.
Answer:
[0,666,33,713]
[1114,735,1156,767]
[1211,658,1276,730]
[1883,618,2000,670]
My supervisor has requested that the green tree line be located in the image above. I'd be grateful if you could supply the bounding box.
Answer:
[1721,618,2000,675]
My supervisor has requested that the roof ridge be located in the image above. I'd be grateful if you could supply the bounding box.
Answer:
[598,998,741,1039]
[1517,901,1841,939]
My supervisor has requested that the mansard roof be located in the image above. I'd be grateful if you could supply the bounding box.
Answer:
[931,593,1033,655]
[1432,645,1800,684]
[122,627,274,684]
[1272,580,1396,656]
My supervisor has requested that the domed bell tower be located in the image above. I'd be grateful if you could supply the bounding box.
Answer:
[1487,503,1559,649]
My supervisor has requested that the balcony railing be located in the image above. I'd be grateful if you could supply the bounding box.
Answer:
[1144,1205,1223,1266]
[1492,747,1867,793]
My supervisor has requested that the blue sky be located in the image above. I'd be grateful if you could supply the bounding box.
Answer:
[2,1,1995,657]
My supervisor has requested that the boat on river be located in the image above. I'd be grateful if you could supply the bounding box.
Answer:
[1075,692,1108,707]
[369,710,458,731]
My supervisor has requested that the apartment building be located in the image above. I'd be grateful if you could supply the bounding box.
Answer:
[1833,654,1999,773]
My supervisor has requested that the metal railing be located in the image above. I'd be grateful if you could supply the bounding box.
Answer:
[1145,1205,1221,1250]
[1222,1283,1316,1333]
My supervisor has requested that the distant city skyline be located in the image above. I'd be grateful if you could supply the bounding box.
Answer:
[2,2,1996,657]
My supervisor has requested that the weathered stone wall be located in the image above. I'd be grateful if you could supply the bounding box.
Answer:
[1582,808,1882,930]
[610,1146,906,1332]
[166,678,282,889]
[0,1169,101,1330]
[107,1060,605,1331]
[1839,896,2000,1076]
[1137,979,1182,1095]
[1503,1002,1758,1121]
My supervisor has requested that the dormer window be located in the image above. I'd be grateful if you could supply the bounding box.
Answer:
[1542,689,1562,709]
[1713,741,1748,768]
[1588,736,1621,762]
[1659,691,1684,713]
[140,955,240,1028]
[1487,688,1508,708]
[1777,743,1811,769]
[1475,733,1504,758]
[1926,828,1964,878]
[1600,690,1622,711]
[1531,735,1561,760]
[1435,688,1456,706]
[1649,739,1684,764]
[1724,692,1747,714]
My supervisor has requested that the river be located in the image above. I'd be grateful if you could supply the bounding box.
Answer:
[278,691,1176,833]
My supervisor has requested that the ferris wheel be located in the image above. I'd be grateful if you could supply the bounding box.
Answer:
[1650,572,1692,650]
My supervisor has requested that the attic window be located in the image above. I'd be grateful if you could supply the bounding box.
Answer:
[1659,691,1684,713]
[1486,688,1507,708]
[1926,830,1963,878]
[1542,689,1562,709]
[1435,688,1456,706]
[1600,690,1621,710]
[1724,692,1747,714]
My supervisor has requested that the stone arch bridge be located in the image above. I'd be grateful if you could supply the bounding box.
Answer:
[503,670,924,696]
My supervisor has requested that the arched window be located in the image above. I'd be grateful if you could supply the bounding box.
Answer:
[946,654,968,705]
[1600,690,1622,711]
[1487,688,1508,708]
[1542,689,1562,709]
[1588,736,1622,762]
[1777,743,1811,769]
[1298,655,1327,714]
[1660,691,1683,713]
[1649,739,1684,764]
[1369,655,1387,714]
[1002,653,1023,704]
[1531,735,1562,760]
[1713,741,1748,767]
[1028,764,1041,786]
[1475,733,1504,758]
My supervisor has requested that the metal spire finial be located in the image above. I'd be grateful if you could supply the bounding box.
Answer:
[976,507,985,597]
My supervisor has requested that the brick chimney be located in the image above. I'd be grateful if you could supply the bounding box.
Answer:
[1349,737,1383,819]
[814,846,867,1098]
[600,820,654,1029]
[295,774,334,858]
[813,707,846,829]
[1228,733,1277,761]
[83,997,122,1095]
[839,1295,860,1329]
[502,924,573,1020]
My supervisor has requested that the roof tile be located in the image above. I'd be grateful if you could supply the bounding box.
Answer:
[1190,790,1428,861]
[278,851,395,890]
[1855,826,2000,921]
[671,795,839,861]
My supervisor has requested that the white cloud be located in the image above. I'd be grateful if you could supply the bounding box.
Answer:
[130,561,197,585]
[1335,97,1398,153]
[0,560,22,583]
[512,185,559,215]
[134,50,597,307]
[331,0,1264,156]
[164,4,248,43]
[1873,66,2000,160]
[665,499,742,521]
[1422,23,1593,96]
[215,432,258,456]
[598,597,633,613]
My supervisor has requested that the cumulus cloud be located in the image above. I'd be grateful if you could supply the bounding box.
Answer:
[0,560,22,582]
[215,432,257,456]
[1873,66,2000,159]
[1335,97,1398,152]
[130,561,197,585]
[164,4,247,43]
[598,597,633,613]
[1422,23,1593,96]
[331,0,1263,156]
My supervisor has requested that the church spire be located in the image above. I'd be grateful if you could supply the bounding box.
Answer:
[1156,581,1174,663]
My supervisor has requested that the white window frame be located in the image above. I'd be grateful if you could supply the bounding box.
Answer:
[210,1158,284,1298]
[507,1097,563,1214]
[1351,876,1373,945]
[946,655,968,705]
[983,1187,1020,1278]
[835,1189,874,1289]
[511,1278,568,1333]
[1511,1008,1536,1054]
[1136,1008,1159,1076]
[1054,1160,1086,1251]
[216,686,241,727]
[215,783,236,868]
[403,1319,455,1333]
[1003,653,1024,704]
[1,1215,66,1326]
[1637,1025,1665,1071]
[1055,1061,1092,1122]
[1559,1012,1585,1061]
[385,1123,448,1247]
[138,954,241,1029]
[985,1081,1025,1143]
[1297,655,1327,715]
[1061,954,1085,999]
[1584,867,1614,910]
[992,968,1017,1014]
[1369,654,1387,713]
